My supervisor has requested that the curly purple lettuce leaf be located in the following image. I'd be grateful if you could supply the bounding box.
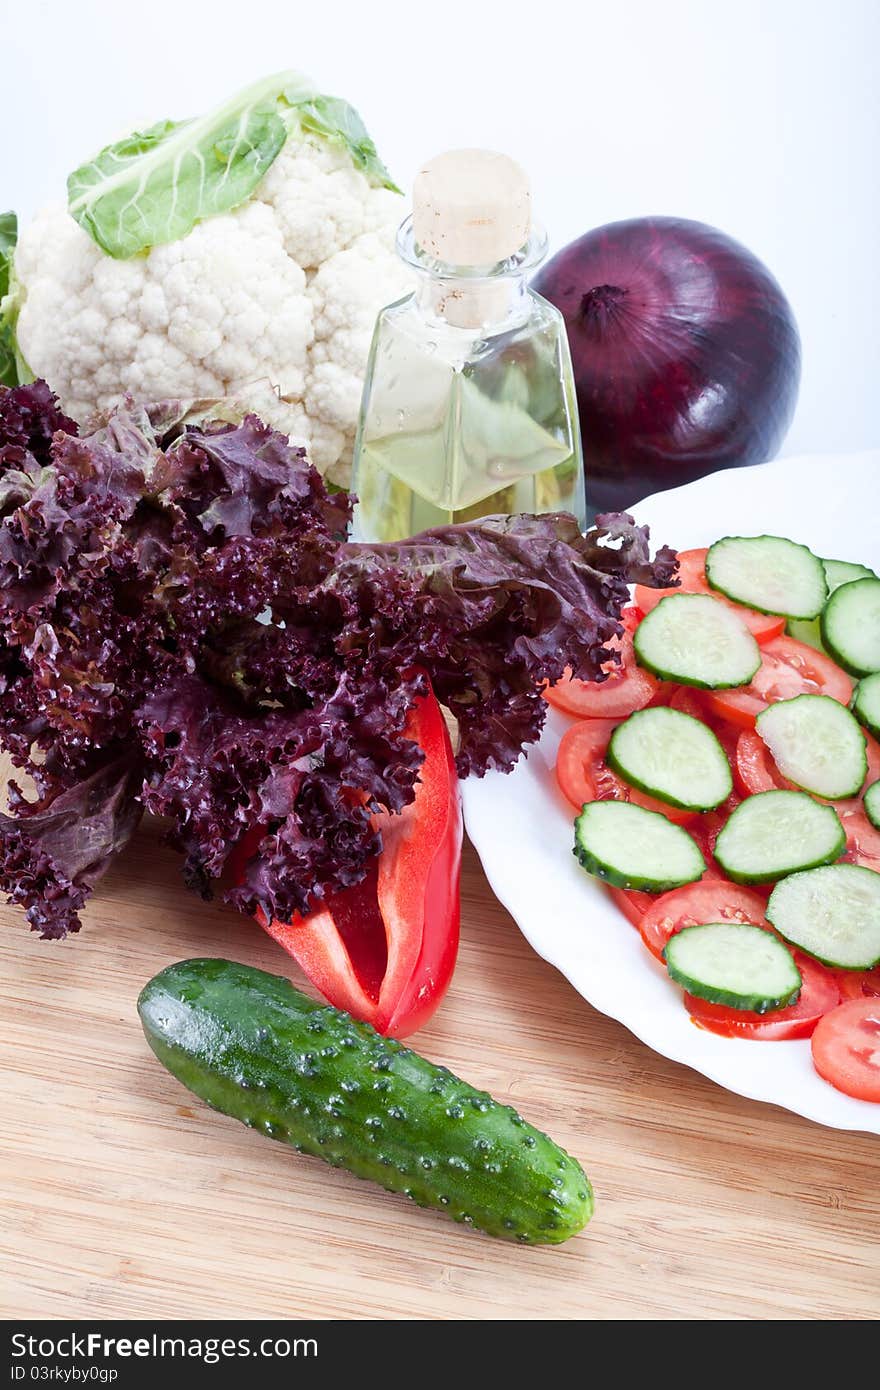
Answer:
[334,511,677,775]
[0,757,142,938]
[157,414,351,541]
[139,668,424,925]
[0,381,78,471]
[0,383,676,936]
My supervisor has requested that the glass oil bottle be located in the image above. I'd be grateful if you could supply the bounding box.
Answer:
[351,149,585,541]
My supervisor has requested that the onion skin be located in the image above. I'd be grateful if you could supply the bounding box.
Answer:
[533,217,801,514]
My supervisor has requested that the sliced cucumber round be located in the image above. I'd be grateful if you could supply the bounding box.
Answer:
[821,577,880,676]
[785,555,876,651]
[851,671,880,740]
[573,801,705,893]
[865,781,880,831]
[823,557,878,594]
[714,790,845,884]
[755,694,867,800]
[607,707,733,812]
[785,617,825,653]
[705,535,827,619]
[632,594,760,690]
[664,922,802,1013]
[767,863,880,969]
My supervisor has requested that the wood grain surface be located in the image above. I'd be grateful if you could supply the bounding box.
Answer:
[2,815,878,1321]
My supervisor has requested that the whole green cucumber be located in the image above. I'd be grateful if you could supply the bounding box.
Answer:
[138,959,592,1244]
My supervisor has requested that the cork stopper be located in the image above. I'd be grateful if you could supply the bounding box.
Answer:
[413,149,531,267]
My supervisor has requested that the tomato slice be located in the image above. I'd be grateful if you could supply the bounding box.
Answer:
[555,718,622,807]
[689,809,748,879]
[555,717,697,825]
[667,686,712,721]
[811,999,880,1101]
[634,548,786,644]
[638,879,769,961]
[646,681,678,708]
[687,954,840,1040]
[544,609,660,718]
[835,966,880,1002]
[865,731,880,786]
[753,637,853,704]
[704,688,766,729]
[707,635,854,728]
[839,806,880,872]
[606,885,653,928]
[734,729,795,796]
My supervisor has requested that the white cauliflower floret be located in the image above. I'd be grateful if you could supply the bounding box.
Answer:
[15,136,411,481]
[256,135,404,270]
[305,228,411,478]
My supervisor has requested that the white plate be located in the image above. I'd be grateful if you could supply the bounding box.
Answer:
[463,451,880,1134]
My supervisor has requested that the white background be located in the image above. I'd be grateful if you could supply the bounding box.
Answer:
[4,0,878,458]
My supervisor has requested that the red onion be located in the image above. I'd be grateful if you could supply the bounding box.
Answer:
[533,217,801,514]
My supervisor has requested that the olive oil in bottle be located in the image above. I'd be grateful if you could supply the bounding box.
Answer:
[352,150,585,542]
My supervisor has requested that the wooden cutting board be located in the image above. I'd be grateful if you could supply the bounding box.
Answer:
[2,815,878,1321]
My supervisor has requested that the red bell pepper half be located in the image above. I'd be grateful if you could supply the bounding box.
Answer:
[254,686,462,1038]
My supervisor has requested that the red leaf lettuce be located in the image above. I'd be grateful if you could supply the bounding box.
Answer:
[0,382,676,937]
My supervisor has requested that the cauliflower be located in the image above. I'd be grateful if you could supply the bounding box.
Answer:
[13,80,412,484]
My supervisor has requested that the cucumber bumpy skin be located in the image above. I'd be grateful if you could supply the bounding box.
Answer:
[138,959,593,1245]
